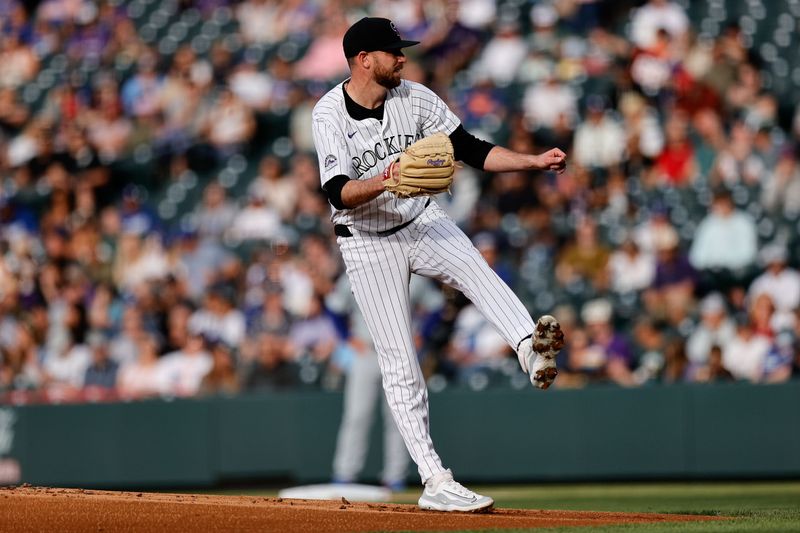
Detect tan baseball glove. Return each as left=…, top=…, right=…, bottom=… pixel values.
left=383, top=133, right=455, bottom=198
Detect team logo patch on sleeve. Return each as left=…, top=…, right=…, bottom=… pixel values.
left=324, top=154, right=337, bottom=170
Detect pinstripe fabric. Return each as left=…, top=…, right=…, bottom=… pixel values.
left=312, top=80, right=459, bottom=233
left=336, top=202, right=535, bottom=483
left=313, top=78, right=535, bottom=485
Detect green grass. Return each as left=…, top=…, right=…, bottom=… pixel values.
left=199, top=481, right=800, bottom=532
left=390, top=481, right=800, bottom=532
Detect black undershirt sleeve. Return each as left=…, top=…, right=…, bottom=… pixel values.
left=449, top=125, right=495, bottom=170
left=322, top=174, right=351, bottom=210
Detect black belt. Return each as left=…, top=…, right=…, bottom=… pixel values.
left=335, top=198, right=430, bottom=238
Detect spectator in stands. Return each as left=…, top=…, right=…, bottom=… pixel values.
left=249, top=285, right=291, bottom=337
left=193, top=181, right=238, bottom=241
left=722, top=318, right=770, bottom=382
left=42, top=306, right=91, bottom=395
left=555, top=216, right=611, bottom=292
left=298, top=234, right=337, bottom=296
left=618, top=91, right=664, bottom=162
left=701, top=38, right=736, bottom=103
left=633, top=206, right=676, bottom=254
left=574, top=298, right=636, bottom=386
left=37, top=0, right=91, bottom=25
left=748, top=244, right=800, bottom=328
left=86, top=283, right=120, bottom=333
left=472, top=19, right=527, bottom=86
left=83, top=331, right=118, bottom=390
left=655, top=112, right=697, bottom=187
left=711, top=120, right=764, bottom=187
left=293, top=8, right=349, bottom=82
left=236, top=0, right=316, bottom=46
left=760, top=147, right=800, bottom=216
left=236, top=0, right=286, bottom=45
left=107, top=17, right=148, bottom=73
left=199, top=341, right=240, bottom=396
left=629, top=0, right=688, bottom=51
left=0, top=34, right=39, bottom=89
left=749, top=293, right=777, bottom=339
left=689, top=188, right=758, bottom=291
left=121, top=53, right=163, bottom=118
left=6, top=120, right=44, bottom=169
left=117, top=333, right=162, bottom=399
left=158, top=47, right=199, bottom=156
left=457, top=0, right=496, bottom=30
left=157, top=332, right=212, bottom=397
left=418, top=0, right=482, bottom=88
left=248, top=155, right=298, bottom=221
left=573, top=96, right=626, bottom=171
left=725, top=63, right=761, bottom=118
left=109, top=305, right=147, bottom=367
left=751, top=121, right=781, bottom=170
left=661, top=339, right=690, bottom=384
left=447, top=301, right=512, bottom=380
left=630, top=28, right=677, bottom=98
left=630, top=317, right=666, bottom=384
left=1, top=1, right=28, bottom=41
left=119, top=185, right=160, bottom=236
left=607, top=237, right=655, bottom=295
left=686, top=293, right=736, bottom=368
left=244, top=332, right=297, bottom=390
left=690, top=108, right=726, bottom=177
left=287, top=86, right=316, bottom=152
left=227, top=191, right=283, bottom=243
left=0, top=322, right=43, bottom=392
left=0, top=87, right=29, bottom=135
left=373, top=0, right=428, bottom=41
left=174, top=229, right=233, bottom=301
left=229, top=60, right=273, bottom=113
left=693, top=344, right=735, bottom=383
left=203, top=89, right=256, bottom=160
left=113, top=232, right=172, bottom=291
left=558, top=324, right=593, bottom=388
left=288, top=294, right=339, bottom=365
left=188, top=284, right=246, bottom=349
left=762, top=330, right=794, bottom=384
left=528, top=2, right=560, bottom=53
left=522, top=71, right=578, bottom=140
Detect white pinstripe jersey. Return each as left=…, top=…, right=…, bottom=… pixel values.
left=312, top=79, right=460, bottom=233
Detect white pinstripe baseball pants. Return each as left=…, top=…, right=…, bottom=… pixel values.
left=337, top=201, right=535, bottom=484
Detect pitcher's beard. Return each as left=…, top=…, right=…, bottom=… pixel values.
left=375, top=65, right=402, bottom=89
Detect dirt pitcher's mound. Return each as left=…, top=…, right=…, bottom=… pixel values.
left=0, top=486, right=722, bottom=532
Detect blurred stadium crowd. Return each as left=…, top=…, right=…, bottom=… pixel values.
left=1, top=0, right=800, bottom=403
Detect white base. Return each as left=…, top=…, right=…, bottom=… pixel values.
left=278, top=483, right=392, bottom=502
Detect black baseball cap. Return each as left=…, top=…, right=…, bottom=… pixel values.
left=343, top=17, right=420, bottom=58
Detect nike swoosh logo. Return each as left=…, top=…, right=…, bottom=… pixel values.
left=347, top=131, right=357, bottom=138
left=441, top=489, right=477, bottom=503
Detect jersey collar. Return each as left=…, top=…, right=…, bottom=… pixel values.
left=342, top=81, right=385, bottom=122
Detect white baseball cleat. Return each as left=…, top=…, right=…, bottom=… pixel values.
left=418, top=470, right=493, bottom=512
left=518, top=315, right=565, bottom=390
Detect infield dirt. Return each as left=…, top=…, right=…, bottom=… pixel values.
left=1, top=486, right=723, bottom=532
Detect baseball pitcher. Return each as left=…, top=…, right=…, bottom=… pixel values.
left=312, top=17, right=566, bottom=512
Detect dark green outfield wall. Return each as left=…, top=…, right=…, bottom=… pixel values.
left=1, top=382, right=798, bottom=488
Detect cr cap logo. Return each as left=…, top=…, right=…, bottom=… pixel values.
left=324, top=154, right=337, bottom=170
left=390, top=22, right=400, bottom=37
left=427, top=158, right=445, bottom=167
